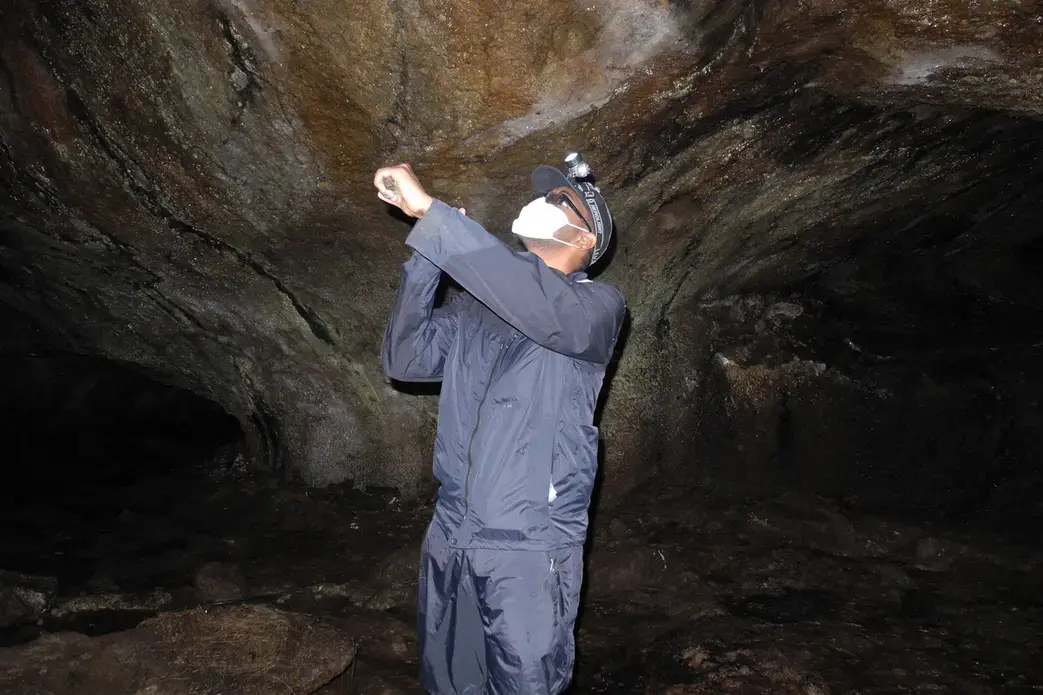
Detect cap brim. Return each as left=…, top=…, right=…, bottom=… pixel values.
left=531, top=165, right=573, bottom=197
left=532, top=165, right=597, bottom=227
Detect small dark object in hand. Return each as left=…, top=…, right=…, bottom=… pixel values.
left=380, top=175, right=401, bottom=204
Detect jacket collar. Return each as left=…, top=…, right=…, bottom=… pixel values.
left=520, top=251, right=589, bottom=283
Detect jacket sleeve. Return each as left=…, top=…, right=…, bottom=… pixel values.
left=381, top=251, right=460, bottom=382
left=405, top=199, right=626, bottom=364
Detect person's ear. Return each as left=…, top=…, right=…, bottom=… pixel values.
left=576, top=230, right=596, bottom=251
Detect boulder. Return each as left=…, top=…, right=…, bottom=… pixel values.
left=0, top=604, right=356, bottom=695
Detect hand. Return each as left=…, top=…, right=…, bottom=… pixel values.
left=374, top=163, right=434, bottom=218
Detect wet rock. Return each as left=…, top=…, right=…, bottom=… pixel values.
left=358, top=586, right=401, bottom=612
left=306, top=581, right=372, bottom=605
left=271, top=579, right=403, bottom=612
left=0, top=590, right=32, bottom=629
left=374, top=544, right=420, bottom=586
left=0, top=572, right=57, bottom=628
left=765, top=302, right=804, bottom=323
left=724, top=296, right=768, bottom=325
left=193, top=561, right=247, bottom=603
left=49, top=589, right=173, bottom=618
left=333, top=543, right=422, bottom=611
left=0, top=604, right=356, bottom=695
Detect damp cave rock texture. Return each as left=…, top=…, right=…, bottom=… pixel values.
left=1, top=0, right=1041, bottom=505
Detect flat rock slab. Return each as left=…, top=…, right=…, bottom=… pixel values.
left=0, top=604, right=356, bottom=695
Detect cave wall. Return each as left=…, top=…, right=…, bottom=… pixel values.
left=668, top=290, right=1043, bottom=529
left=1, top=0, right=1041, bottom=499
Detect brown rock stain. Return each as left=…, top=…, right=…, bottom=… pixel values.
left=266, top=0, right=395, bottom=195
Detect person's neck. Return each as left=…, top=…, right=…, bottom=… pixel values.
left=536, top=251, right=577, bottom=275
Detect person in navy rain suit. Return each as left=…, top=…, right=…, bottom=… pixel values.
left=377, top=153, right=626, bottom=695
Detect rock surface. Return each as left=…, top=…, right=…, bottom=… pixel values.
left=193, top=561, right=248, bottom=603
left=1, top=0, right=1041, bottom=497
left=0, top=571, right=56, bottom=628
left=2, top=462, right=1038, bottom=693
left=0, top=604, right=356, bottom=695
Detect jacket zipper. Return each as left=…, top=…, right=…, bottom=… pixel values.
left=464, top=339, right=512, bottom=511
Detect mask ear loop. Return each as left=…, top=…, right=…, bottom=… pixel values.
left=545, top=191, right=593, bottom=234
left=549, top=222, right=590, bottom=249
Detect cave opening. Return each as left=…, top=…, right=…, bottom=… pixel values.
left=0, top=348, right=244, bottom=637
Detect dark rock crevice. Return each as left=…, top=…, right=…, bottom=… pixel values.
left=214, top=9, right=263, bottom=121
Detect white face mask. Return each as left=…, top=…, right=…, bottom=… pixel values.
left=511, top=199, right=587, bottom=248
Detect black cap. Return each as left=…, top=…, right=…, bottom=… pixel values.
left=531, top=154, right=613, bottom=265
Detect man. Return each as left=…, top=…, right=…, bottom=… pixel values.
left=377, top=153, right=626, bottom=695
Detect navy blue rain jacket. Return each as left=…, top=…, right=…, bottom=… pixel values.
left=381, top=200, right=626, bottom=551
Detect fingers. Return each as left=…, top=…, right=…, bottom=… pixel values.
left=374, top=163, right=434, bottom=218
left=375, top=164, right=414, bottom=194
left=375, top=167, right=404, bottom=208
left=373, top=164, right=403, bottom=189
left=373, top=167, right=392, bottom=189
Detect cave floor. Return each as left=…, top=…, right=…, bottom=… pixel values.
left=1, top=457, right=1042, bottom=694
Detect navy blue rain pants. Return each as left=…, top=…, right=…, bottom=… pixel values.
left=417, top=522, right=584, bottom=695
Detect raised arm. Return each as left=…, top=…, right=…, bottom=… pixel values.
left=381, top=252, right=459, bottom=382
left=405, top=200, right=625, bottom=364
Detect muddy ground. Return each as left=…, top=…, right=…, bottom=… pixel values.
left=1, top=448, right=1041, bottom=694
